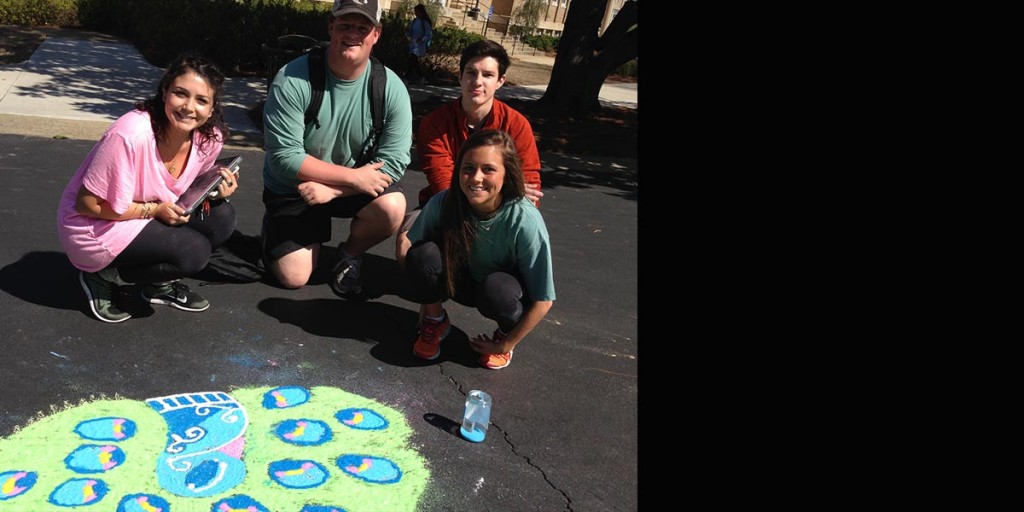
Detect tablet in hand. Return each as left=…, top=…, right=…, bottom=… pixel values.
left=176, top=156, right=242, bottom=216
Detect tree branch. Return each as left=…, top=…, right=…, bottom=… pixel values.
left=595, top=27, right=637, bottom=74
left=595, top=0, right=637, bottom=52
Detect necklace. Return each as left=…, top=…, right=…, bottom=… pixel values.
left=473, top=207, right=499, bottom=230
left=164, top=158, right=181, bottom=177
left=160, top=137, right=191, bottom=177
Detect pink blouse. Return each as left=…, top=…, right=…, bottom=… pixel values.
left=56, top=110, right=224, bottom=272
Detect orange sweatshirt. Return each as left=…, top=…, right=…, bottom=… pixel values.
left=416, top=98, right=542, bottom=207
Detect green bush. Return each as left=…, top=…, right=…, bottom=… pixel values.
left=0, top=0, right=78, bottom=26
left=423, top=25, right=483, bottom=75
left=1, top=0, right=483, bottom=79
left=72, top=0, right=331, bottom=74
left=612, top=59, right=637, bottom=79
left=376, top=11, right=482, bottom=80
left=75, top=0, right=128, bottom=35
left=520, top=34, right=558, bottom=53
left=186, top=0, right=331, bottom=76
left=374, top=9, right=413, bottom=71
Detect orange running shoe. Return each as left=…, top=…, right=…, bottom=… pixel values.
left=480, top=329, right=513, bottom=370
left=413, top=310, right=450, bottom=360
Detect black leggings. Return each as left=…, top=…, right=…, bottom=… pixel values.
left=111, top=200, right=236, bottom=283
left=406, top=240, right=524, bottom=332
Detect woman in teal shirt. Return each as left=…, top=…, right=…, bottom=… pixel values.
left=406, top=130, right=555, bottom=369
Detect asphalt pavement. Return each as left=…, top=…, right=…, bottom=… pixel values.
left=0, top=28, right=637, bottom=512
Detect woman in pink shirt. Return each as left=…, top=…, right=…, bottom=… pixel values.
left=56, top=54, right=240, bottom=323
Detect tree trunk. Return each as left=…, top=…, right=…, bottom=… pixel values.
left=539, top=0, right=637, bottom=114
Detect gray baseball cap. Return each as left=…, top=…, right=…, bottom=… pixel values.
left=333, top=0, right=382, bottom=26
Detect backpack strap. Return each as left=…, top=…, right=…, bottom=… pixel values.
left=305, top=45, right=326, bottom=129
left=356, top=55, right=388, bottom=166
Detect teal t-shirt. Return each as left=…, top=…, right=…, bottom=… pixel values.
left=262, top=54, right=413, bottom=194
left=409, top=191, right=556, bottom=302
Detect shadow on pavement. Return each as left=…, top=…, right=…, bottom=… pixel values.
left=256, top=297, right=481, bottom=369
left=0, top=250, right=163, bottom=320
left=0, top=251, right=82, bottom=311
left=424, top=412, right=463, bottom=439
left=542, top=152, right=638, bottom=201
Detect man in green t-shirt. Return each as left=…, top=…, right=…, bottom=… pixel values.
left=262, top=0, right=412, bottom=297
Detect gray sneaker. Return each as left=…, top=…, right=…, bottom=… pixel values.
left=329, top=252, right=363, bottom=297
left=141, top=281, right=210, bottom=312
left=79, top=270, right=131, bottom=323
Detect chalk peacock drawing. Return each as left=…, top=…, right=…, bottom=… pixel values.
left=0, top=386, right=429, bottom=512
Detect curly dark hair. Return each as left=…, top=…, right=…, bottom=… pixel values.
left=440, top=129, right=525, bottom=296
left=134, top=54, right=228, bottom=153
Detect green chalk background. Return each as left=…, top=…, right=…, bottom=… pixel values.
left=0, top=386, right=429, bottom=512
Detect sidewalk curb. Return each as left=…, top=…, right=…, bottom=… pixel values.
left=0, top=113, right=264, bottom=149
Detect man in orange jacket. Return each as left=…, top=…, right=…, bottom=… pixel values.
left=396, top=40, right=543, bottom=265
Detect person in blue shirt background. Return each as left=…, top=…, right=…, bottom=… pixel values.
left=405, top=3, right=433, bottom=85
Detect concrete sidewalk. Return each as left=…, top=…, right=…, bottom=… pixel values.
left=508, top=52, right=638, bottom=109
left=0, top=29, right=266, bottom=145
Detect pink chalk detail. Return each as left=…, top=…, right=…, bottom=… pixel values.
left=218, top=436, right=246, bottom=459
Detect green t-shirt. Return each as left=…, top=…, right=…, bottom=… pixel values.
left=409, top=191, right=556, bottom=302
left=262, top=55, right=413, bottom=194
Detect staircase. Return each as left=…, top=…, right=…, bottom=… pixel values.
left=439, top=14, right=543, bottom=58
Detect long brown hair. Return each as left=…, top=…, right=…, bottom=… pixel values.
left=414, top=3, right=433, bottom=26
left=134, top=54, right=228, bottom=154
left=441, top=130, right=526, bottom=296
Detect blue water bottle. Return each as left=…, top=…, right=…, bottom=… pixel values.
left=460, top=390, right=492, bottom=442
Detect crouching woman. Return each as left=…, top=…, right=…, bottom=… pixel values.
left=56, top=54, right=239, bottom=323
left=406, top=129, right=555, bottom=369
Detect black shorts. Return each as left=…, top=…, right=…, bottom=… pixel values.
left=262, top=182, right=403, bottom=261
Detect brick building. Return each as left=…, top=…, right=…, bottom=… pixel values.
left=381, top=0, right=627, bottom=38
